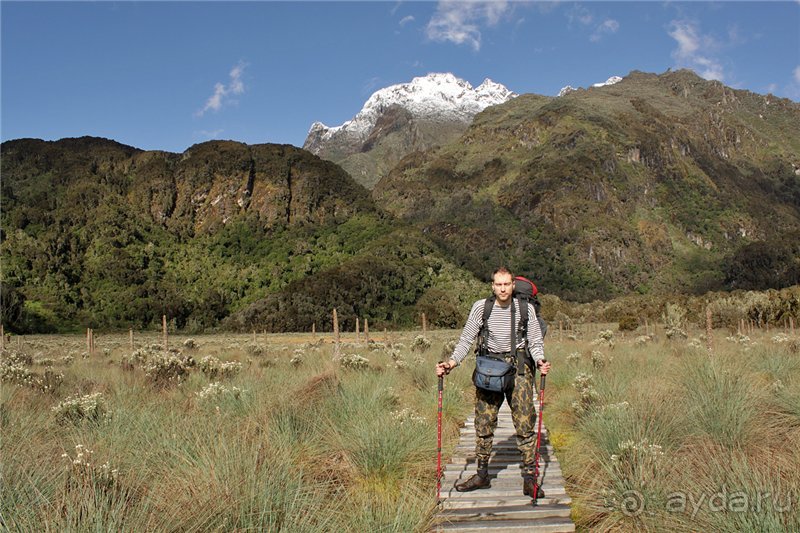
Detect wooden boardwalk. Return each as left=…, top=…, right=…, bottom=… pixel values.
left=433, top=401, right=575, bottom=532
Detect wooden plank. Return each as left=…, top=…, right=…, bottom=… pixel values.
left=433, top=396, right=574, bottom=533
left=441, top=503, right=571, bottom=521
left=436, top=517, right=575, bottom=532
left=447, top=456, right=560, bottom=466
left=444, top=463, right=562, bottom=474
left=442, top=496, right=572, bottom=509
left=453, top=445, right=557, bottom=454
left=443, top=469, right=563, bottom=480
left=442, top=487, right=568, bottom=499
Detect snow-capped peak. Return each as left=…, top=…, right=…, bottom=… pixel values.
left=592, top=76, right=623, bottom=88
left=558, top=75, right=623, bottom=97
left=558, top=85, right=578, bottom=97
left=306, top=73, right=516, bottom=149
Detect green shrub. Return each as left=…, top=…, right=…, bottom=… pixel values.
left=52, top=392, right=110, bottom=425
left=572, top=373, right=599, bottom=416
left=663, top=303, right=688, bottom=339
left=410, top=335, right=431, bottom=353
left=618, top=314, right=639, bottom=331
left=339, top=353, right=370, bottom=370
left=143, top=352, right=195, bottom=387
left=198, top=356, right=242, bottom=380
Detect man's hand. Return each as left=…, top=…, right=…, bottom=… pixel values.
left=436, top=360, right=456, bottom=377
left=538, top=360, right=551, bottom=375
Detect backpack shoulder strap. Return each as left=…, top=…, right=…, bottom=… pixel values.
left=516, top=297, right=535, bottom=375
left=482, top=296, right=495, bottom=324
left=477, top=296, right=495, bottom=355
left=518, top=297, right=529, bottom=331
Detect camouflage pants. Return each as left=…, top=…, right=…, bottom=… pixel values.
left=473, top=351, right=537, bottom=475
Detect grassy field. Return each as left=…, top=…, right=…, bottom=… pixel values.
left=2, top=323, right=799, bottom=531
left=545, top=325, right=800, bottom=531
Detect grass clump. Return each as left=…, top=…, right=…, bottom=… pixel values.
left=142, top=351, right=195, bottom=387
left=1, top=331, right=469, bottom=531
left=197, top=355, right=242, bottom=379
left=546, top=322, right=800, bottom=531
left=52, top=392, right=110, bottom=425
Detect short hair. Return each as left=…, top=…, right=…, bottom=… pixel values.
left=492, top=267, right=514, bottom=281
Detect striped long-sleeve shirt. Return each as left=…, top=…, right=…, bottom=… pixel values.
left=450, top=298, right=545, bottom=367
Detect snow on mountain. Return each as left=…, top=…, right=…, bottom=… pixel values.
left=592, top=76, right=623, bottom=88
left=306, top=73, right=516, bottom=152
left=558, top=85, right=578, bottom=97
left=558, top=75, right=622, bottom=97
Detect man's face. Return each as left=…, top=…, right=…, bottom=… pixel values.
left=492, top=273, right=514, bottom=304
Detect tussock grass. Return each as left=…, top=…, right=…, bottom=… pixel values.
left=546, top=325, right=800, bottom=531
left=1, top=331, right=470, bottom=531
left=9, top=324, right=797, bottom=530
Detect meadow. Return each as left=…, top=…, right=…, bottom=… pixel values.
left=2, top=320, right=799, bottom=532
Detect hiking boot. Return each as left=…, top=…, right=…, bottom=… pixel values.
left=454, top=473, right=490, bottom=492
left=523, top=476, right=545, bottom=499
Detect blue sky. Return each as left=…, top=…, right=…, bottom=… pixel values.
left=2, top=1, right=799, bottom=153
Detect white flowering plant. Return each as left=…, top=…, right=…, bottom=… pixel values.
left=198, top=356, right=242, bottom=379
left=339, top=353, right=370, bottom=370
left=52, top=392, right=110, bottom=425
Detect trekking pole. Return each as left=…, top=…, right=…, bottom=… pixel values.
left=532, top=360, right=547, bottom=504
left=436, top=369, right=444, bottom=503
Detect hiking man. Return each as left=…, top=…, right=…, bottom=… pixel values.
left=435, top=267, right=551, bottom=496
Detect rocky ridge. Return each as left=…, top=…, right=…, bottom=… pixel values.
left=303, top=73, right=516, bottom=189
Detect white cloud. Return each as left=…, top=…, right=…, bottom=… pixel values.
left=567, top=5, right=593, bottom=26
left=668, top=20, right=725, bottom=81
left=196, top=61, right=247, bottom=117
left=228, top=63, right=245, bottom=95
left=425, top=0, right=512, bottom=51
left=794, top=66, right=800, bottom=84
left=399, top=15, right=415, bottom=27
left=391, top=1, right=403, bottom=17
left=590, top=18, right=619, bottom=42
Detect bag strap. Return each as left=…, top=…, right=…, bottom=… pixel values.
left=480, top=296, right=528, bottom=376
left=478, top=296, right=495, bottom=355
left=512, top=300, right=522, bottom=375
left=517, top=298, right=533, bottom=375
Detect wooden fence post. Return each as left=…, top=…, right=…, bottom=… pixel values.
left=162, top=315, right=168, bottom=351
left=312, top=322, right=316, bottom=339
left=0, top=324, right=4, bottom=351
left=364, top=318, right=370, bottom=344
left=87, top=328, right=91, bottom=356
left=422, top=313, right=427, bottom=334
left=333, top=308, right=340, bottom=358
left=129, top=328, right=134, bottom=351
left=356, top=318, right=360, bottom=340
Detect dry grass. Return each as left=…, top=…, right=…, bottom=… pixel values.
left=1, top=329, right=472, bottom=531
left=545, top=324, right=800, bottom=532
